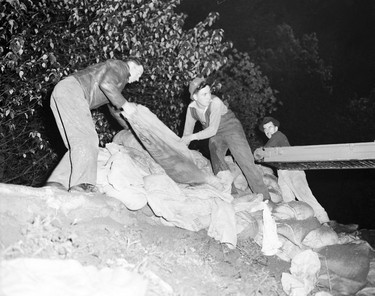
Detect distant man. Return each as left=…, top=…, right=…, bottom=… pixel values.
left=256, top=116, right=330, bottom=223
left=46, top=59, right=144, bottom=193
left=181, top=77, right=271, bottom=200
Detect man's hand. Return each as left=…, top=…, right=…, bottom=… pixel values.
left=254, top=147, right=265, bottom=161
left=108, top=105, right=130, bottom=129
left=121, top=101, right=137, bottom=118
left=180, top=134, right=196, bottom=146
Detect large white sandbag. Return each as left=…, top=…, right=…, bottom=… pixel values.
left=1, top=258, right=148, bottom=296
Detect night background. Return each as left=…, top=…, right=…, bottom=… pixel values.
left=178, top=0, right=375, bottom=229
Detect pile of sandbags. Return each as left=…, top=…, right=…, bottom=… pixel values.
left=103, top=102, right=373, bottom=295
left=231, top=194, right=374, bottom=296
left=268, top=200, right=373, bottom=296
left=96, top=135, right=239, bottom=248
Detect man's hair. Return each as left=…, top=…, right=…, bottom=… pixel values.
left=189, top=77, right=209, bottom=99
left=259, top=116, right=280, bottom=132
left=126, top=57, right=142, bottom=66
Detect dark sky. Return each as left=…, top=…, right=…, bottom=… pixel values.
left=179, top=0, right=375, bottom=109
left=178, top=0, right=375, bottom=229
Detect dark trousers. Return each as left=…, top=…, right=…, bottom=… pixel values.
left=208, top=111, right=270, bottom=199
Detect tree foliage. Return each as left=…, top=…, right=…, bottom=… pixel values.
left=339, top=88, right=375, bottom=143
left=0, top=0, right=277, bottom=185
left=248, top=24, right=334, bottom=144
left=211, top=49, right=278, bottom=148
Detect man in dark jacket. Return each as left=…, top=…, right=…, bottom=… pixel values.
left=256, top=117, right=330, bottom=223
left=47, top=59, right=144, bottom=193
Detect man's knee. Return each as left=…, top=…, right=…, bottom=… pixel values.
left=71, top=137, right=99, bottom=156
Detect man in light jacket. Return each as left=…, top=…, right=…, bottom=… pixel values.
left=47, top=59, right=144, bottom=193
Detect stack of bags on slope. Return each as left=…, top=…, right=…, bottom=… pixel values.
left=96, top=128, right=279, bottom=250
left=95, top=102, right=282, bottom=250
left=96, top=129, right=234, bottom=248
left=97, top=101, right=373, bottom=296
left=249, top=194, right=374, bottom=296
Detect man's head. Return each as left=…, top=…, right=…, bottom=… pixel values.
left=127, top=60, right=144, bottom=83
left=189, top=77, right=212, bottom=107
left=260, top=117, right=280, bottom=139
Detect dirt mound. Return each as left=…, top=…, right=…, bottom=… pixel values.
left=0, top=183, right=290, bottom=295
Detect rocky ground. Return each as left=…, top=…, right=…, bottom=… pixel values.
left=0, top=183, right=373, bottom=296
left=0, top=183, right=292, bottom=296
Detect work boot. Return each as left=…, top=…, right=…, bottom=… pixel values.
left=69, top=183, right=99, bottom=194
left=44, top=182, right=67, bottom=191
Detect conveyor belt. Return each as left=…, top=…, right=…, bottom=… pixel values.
left=254, top=142, right=375, bottom=170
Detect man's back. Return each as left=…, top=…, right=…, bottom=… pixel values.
left=72, top=59, right=130, bottom=109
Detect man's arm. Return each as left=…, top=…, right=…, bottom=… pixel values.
left=181, top=107, right=197, bottom=145
left=193, top=97, right=222, bottom=140
left=182, top=98, right=222, bottom=145
left=182, top=107, right=197, bottom=137
left=107, top=104, right=130, bottom=129
left=99, top=60, right=130, bottom=109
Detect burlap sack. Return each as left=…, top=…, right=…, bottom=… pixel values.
left=121, top=103, right=223, bottom=190
left=277, top=217, right=321, bottom=247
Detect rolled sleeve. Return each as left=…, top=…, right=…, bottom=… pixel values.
left=194, top=98, right=222, bottom=140
left=183, top=107, right=197, bottom=136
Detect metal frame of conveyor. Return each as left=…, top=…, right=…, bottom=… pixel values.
left=255, top=142, right=375, bottom=170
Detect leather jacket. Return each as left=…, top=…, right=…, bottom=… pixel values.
left=72, top=59, right=130, bottom=109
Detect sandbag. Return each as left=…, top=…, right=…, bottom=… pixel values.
left=276, top=235, right=306, bottom=262
left=121, top=102, right=222, bottom=190
left=273, top=201, right=315, bottom=221
left=106, top=144, right=146, bottom=188
left=235, top=211, right=259, bottom=240
left=1, top=258, right=148, bottom=296
left=207, top=198, right=237, bottom=249
left=143, top=174, right=237, bottom=247
left=318, top=272, right=367, bottom=296
left=268, top=187, right=283, bottom=204
left=102, top=185, right=148, bottom=211
left=277, top=217, right=321, bottom=247
left=257, top=165, right=283, bottom=203
left=97, top=143, right=148, bottom=210
left=368, top=258, right=375, bottom=286
left=318, top=242, right=370, bottom=282
left=302, top=224, right=339, bottom=250
left=113, top=128, right=145, bottom=151
left=356, top=287, right=375, bottom=296
left=257, top=164, right=275, bottom=176
left=192, top=150, right=213, bottom=175
left=112, top=130, right=166, bottom=175
left=281, top=250, right=321, bottom=296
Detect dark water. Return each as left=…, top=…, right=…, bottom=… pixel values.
left=307, top=169, right=375, bottom=229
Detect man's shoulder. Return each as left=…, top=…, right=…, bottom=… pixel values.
left=275, top=130, right=288, bottom=138
left=210, top=95, right=224, bottom=108
left=211, top=95, right=222, bottom=103
left=273, top=131, right=290, bottom=145
left=265, top=130, right=290, bottom=147
left=105, top=59, right=126, bottom=65
left=74, top=59, right=127, bottom=75
left=104, top=59, right=129, bottom=71
left=187, top=100, right=196, bottom=109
